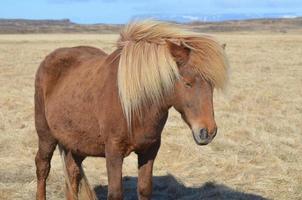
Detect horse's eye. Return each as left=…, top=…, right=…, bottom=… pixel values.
left=185, top=82, right=192, bottom=88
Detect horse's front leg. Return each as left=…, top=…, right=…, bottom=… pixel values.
left=137, top=141, right=160, bottom=200
left=106, top=144, right=124, bottom=200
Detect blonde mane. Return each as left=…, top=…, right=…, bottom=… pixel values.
left=117, top=20, right=229, bottom=126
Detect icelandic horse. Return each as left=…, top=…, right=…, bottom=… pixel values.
left=34, top=20, right=229, bottom=200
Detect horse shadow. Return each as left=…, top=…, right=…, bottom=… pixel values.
left=94, top=174, right=269, bottom=200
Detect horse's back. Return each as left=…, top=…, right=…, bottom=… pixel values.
left=36, top=46, right=107, bottom=93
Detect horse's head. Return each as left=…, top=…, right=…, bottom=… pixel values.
left=173, top=67, right=217, bottom=145
left=117, top=21, right=228, bottom=138
left=167, top=38, right=228, bottom=145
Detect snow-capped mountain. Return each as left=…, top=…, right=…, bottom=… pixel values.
left=133, top=13, right=300, bottom=23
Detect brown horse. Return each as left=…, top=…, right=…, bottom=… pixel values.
left=34, top=20, right=229, bottom=200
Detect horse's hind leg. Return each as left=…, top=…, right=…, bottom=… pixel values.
left=35, top=129, right=57, bottom=200
left=35, top=83, right=57, bottom=200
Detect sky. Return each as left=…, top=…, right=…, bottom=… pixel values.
left=0, top=0, right=302, bottom=24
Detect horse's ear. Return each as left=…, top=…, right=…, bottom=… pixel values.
left=166, top=40, right=190, bottom=66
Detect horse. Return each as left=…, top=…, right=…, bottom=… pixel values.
left=34, top=20, right=229, bottom=200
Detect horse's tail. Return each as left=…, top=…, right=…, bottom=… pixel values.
left=58, top=144, right=97, bottom=200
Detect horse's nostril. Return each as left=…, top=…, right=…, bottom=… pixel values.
left=199, top=128, right=208, bottom=140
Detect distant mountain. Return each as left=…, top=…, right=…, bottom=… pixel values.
left=0, top=18, right=121, bottom=34
left=0, top=18, right=74, bottom=25
left=134, top=13, right=301, bottom=23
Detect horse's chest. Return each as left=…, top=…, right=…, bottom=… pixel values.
left=130, top=113, right=168, bottom=153
left=131, top=130, right=160, bottom=152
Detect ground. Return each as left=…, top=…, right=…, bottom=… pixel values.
left=0, top=33, right=301, bottom=200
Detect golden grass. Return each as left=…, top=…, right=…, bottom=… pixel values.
left=0, top=33, right=301, bottom=200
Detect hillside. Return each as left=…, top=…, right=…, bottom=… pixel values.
left=0, top=17, right=302, bottom=34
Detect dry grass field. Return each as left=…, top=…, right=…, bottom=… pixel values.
left=0, top=32, right=301, bottom=200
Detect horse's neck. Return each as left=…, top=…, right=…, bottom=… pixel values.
left=130, top=101, right=171, bottom=138
left=98, top=49, right=172, bottom=134
left=93, top=50, right=123, bottom=122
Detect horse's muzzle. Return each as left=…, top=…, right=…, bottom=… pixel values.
left=192, top=127, right=217, bottom=145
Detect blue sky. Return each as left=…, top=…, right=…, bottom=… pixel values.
left=0, top=0, right=301, bottom=24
